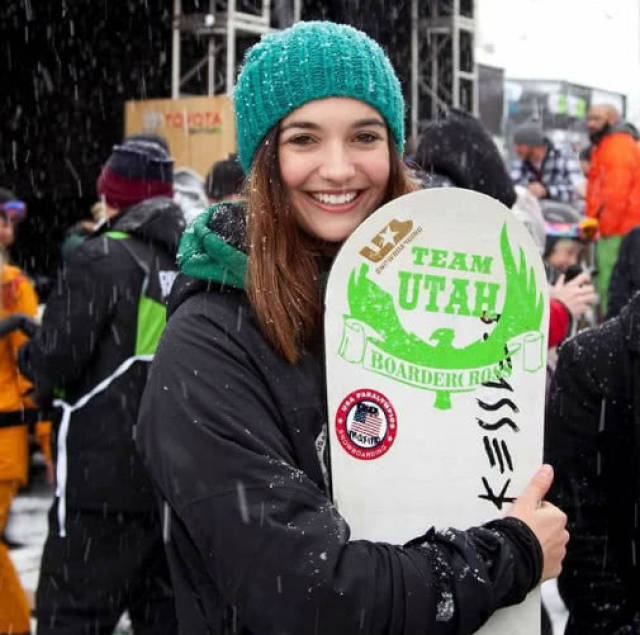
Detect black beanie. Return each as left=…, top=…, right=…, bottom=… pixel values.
left=205, top=155, right=244, bottom=200
left=96, top=136, right=173, bottom=209
left=415, top=109, right=517, bottom=209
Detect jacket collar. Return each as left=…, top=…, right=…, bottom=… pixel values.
left=99, top=196, right=186, bottom=254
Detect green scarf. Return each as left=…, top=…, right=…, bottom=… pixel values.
left=177, top=203, right=247, bottom=290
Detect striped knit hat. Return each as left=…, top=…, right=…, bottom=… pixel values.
left=233, top=21, right=405, bottom=173
left=97, top=136, right=173, bottom=209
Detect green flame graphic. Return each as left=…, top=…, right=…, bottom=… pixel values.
left=347, top=223, right=544, bottom=370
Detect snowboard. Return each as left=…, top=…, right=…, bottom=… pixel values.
left=325, top=187, right=549, bottom=635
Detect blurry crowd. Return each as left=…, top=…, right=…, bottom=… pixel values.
left=409, top=103, right=640, bottom=634
left=0, top=140, right=245, bottom=633
left=1, top=100, right=639, bottom=634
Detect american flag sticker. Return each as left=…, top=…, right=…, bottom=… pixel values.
left=351, top=404, right=384, bottom=438
left=335, top=389, right=397, bottom=461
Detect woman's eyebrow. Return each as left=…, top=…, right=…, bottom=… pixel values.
left=280, top=118, right=386, bottom=132
left=352, top=118, right=386, bottom=128
left=280, top=121, right=320, bottom=132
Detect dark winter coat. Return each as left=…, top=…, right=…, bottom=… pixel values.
left=606, top=226, right=640, bottom=319
left=136, top=202, right=543, bottom=635
left=18, top=196, right=185, bottom=512
left=545, top=292, right=640, bottom=633
left=414, top=109, right=517, bottom=209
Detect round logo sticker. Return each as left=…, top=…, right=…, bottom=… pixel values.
left=335, top=389, right=397, bottom=460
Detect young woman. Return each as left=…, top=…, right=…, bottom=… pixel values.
left=137, top=21, right=568, bottom=634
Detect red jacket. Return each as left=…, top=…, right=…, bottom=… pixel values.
left=548, top=299, right=570, bottom=349
left=586, top=129, right=640, bottom=237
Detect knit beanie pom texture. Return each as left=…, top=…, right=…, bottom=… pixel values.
left=234, top=21, right=405, bottom=173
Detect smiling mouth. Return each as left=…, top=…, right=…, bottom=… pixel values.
left=310, top=191, right=360, bottom=206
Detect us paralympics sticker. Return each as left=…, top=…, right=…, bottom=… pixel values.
left=335, top=389, right=397, bottom=460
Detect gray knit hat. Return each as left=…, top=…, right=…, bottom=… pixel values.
left=233, top=21, right=405, bottom=173
left=513, top=123, right=545, bottom=147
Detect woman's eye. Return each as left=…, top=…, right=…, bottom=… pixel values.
left=287, top=134, right=315, bottom=146
left=354, top=132, right=381, bottom=143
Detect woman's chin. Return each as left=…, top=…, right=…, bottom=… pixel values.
left=303, top=219, right=364, bottom=244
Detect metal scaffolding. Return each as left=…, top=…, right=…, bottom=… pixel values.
left=171, top=0, right=476, bottom=138
left=171, top=0, right=301, bottom=98
left=415, top=0, right=478, bottom=136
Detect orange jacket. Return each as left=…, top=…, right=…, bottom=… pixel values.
left=0, top=265, right=51, bottom=484
left=586, top=130, right=640, bottom=237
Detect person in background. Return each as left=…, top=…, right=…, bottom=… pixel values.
left=414, top=110, right=594, bottom=353
left=540, top=206, right=597, bottom=348
left=570, top=146, right=591, bottom=212
left=578, top=146, right=591, bottom=179
left=415, top=108, right=519, bottom=205
left=18, top=136, right=182, bottom=634
left=61, top=133, right=172, bottom=262
left=173, top=166, right=209, bottom=225
left=510, top=123, right=582, bottom=206
left=605, top=224, right=640, bottom=319
left=205, top=153, right=244, bottom=203
left=0, top=188, right=27, bottom=251
left=60, top=198, right=121, bottom=261
left=0, top=244, right=52, bottom=634
left=585, top=103, right=640, bottom=315
left=575, top=146, right=591, bottom=204
left=546, top=291, right=640, bottom=633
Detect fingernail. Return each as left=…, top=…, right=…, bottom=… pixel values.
left=538, top=464, right=553, bottom=478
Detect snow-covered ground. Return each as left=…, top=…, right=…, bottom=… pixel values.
left=7, top=475, right=568, bottom=634
left=543, top=579, right=569, bottom=634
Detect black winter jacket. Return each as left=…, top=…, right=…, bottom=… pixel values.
left=19, top=196, right=185, bottom=512
left=137, top=203, right=543, bottom=635
left=607, top=226, right=640, bottom=319
left=546, top=292, right=640, bottom=633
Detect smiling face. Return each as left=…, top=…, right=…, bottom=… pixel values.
left=547, top=239, right=581, bottom=272
left=278, top=97, right=391, bottom=243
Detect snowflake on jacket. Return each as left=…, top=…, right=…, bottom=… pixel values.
left=510, top=140, right=582, bottom=204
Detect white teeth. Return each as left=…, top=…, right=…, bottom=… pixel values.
left=311, top=191, right=358, bottom=205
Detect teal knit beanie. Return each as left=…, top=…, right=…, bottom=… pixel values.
left=234, top=21, right=405, bottom=173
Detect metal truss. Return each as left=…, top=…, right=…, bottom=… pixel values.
left=171, top=0, right=476, bottom=141
left=412, top=0, right=478, bottom=138
left=171, top=0, right=301, bottom=98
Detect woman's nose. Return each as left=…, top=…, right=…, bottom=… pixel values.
left=317, top=142, right=356, bottom=183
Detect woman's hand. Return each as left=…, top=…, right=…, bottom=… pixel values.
left=507, top=465, right=569, bottom=582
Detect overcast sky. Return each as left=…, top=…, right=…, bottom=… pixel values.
left=476, top=0, right=640, bottom=124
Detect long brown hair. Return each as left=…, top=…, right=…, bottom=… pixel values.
left=245, top=127, right=417, bottom=363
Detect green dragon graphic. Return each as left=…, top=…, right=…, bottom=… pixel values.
left=345, top=224, right=544, bottom=408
